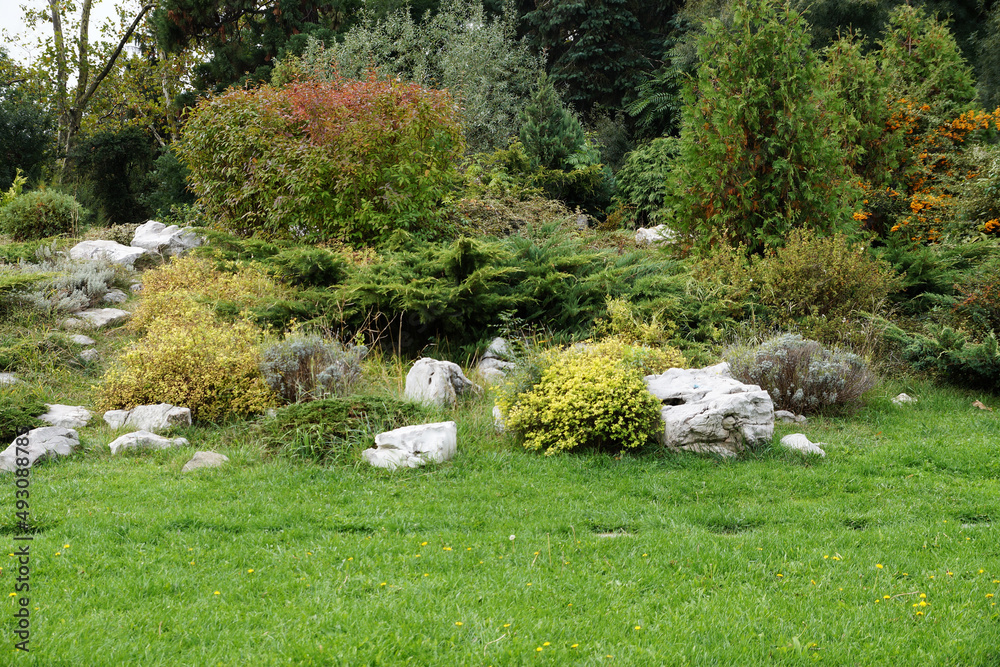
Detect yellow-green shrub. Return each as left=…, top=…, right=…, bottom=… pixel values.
left=499, top=349, right=662, bottom=456
left=96, top=303, right=277, bottom=421
left=583, top=337, right=685, bottom=376
left=131, top=255, right=285, bottom=330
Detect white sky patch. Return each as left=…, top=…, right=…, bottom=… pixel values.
left=1, top=0, right=122, bottom=66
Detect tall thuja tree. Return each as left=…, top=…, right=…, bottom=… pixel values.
left=670, top=0, right=857, bottom=255
left=518, top=73, right=586, bottom=170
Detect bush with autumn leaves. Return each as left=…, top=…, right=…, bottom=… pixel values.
left=176, top=72, right=463, bottom=246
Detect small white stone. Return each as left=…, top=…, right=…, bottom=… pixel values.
left=69, top=334, right=96, bottom=345
left=0, top=373, right=19, bottom=385
left=0, top=427, right=79, bottom=471
left=103, top=289, right=128, bottom=304
left=780, top=433, right=826, bottom=457
left=892, top=392, right=917, bottom=405
left=79, top=348, right=100, bottom=363
left=181, top=451, right=229, bottom=472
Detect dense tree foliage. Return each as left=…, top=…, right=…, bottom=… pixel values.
left=670, top=0, right=857, bottom=254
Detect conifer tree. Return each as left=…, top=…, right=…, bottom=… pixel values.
left=670, top=0, right=857, bottom=255
left=518, top=74, right=586, bottom=170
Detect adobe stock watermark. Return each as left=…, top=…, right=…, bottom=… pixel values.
left=12, top=426, right=32, bottom=652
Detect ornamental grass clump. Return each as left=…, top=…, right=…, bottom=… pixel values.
left=498, top=347, right=663, bottom=456
left=725, top=333, right=876, bottom=414
left=259, top=333, right=367, bottom=403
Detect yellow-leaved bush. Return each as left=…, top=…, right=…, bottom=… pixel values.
left=95, top=302, right=277, bottom=421
left=498, top=346, right=665, bottom=456
left=95, top=255, right=283, bottom=421
left=129, top=255, right=286, bottom=331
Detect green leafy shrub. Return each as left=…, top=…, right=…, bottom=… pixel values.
left=0, top=384, right=45, bottom=442
left=519, top=73, right=586, bottom=171
left=259, top=333, right=367, bottom=403
left=71, top=125, right=154, bottom=225
left=0, top=190, right=83, bottom=241
left=700, top=230, right=902, bottom=350
left=498, top=347, right=663, bottom=455
left=611, top=137, right=678, bottom=228
left=256, top=396, right=433, bottom=464
left=177, top=74, right=464, bottom=246
left=96, top=303, right=277, bottom=421
left=725, top=334, right=876, bottom=414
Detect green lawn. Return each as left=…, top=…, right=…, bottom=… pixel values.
left=3, top=381, right=1000, bottom=665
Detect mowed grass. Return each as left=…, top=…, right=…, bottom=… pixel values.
left=2, top=381, right=1000, bottom=666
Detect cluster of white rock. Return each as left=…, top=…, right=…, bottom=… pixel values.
left=0, top=403, right=227, bottom=473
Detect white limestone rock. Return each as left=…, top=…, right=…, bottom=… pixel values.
left=69, top=334, right=96, bottom=345
left=102, top=289, right=128, bottom=304
left=62, top=308, right=131, bottom=329
left=892, top=392, right=917, bottom=405
left=485, top=337, right=511, bottom=360
left=644, top=366, right=774, bottom=457
left=103, top=403, right=192, bottom=432
left=780, top=433, right=826, bottom=457
left=0, top=373, right=19, bottom=385
left=0, top=427, right=79, bottom=472
left=775, top=410, right=807, bottom=424
left=364, top=421, right=457, bottom=470
left=131, top=220, right=202, bottom=257
left=404, top=358, right=479, bottom=408
left=69, top=240, right=150, bottom=268
left=477, top=337, right=515, bottom=384
left=109, top=430, right=189, bottom=455
left=181, top=451, right=229, bottom=472
left=79, top=348, right=100, bottom=363
left=493, top=405, right=505, bottom=434
left=635, top=225, right=676, bottom=245
left=39, top=404, right=93, bottom=429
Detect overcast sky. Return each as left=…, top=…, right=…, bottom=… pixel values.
left=1, top=0, right=120, bottom=66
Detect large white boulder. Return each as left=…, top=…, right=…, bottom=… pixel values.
left=108, top=430, right=189, bottom=455
left=103, top=403, right=192, bottom=432
left=39, top=404, right=93, bottom=429
left=404, top=358, right=479, bottom=408
left=131, top=220, right=202, bottom=257
left=69, top=240, right=150, bottom=268
left=364, top=421, right=457, bottom=470
left=62, top=308, right=131, bottom=329
left=0, top=427, right=79, bottom=471
left=645, top=366, right=774, bottom=457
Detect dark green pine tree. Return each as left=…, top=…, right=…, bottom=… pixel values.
left=518, top=74, right=586, bottom=170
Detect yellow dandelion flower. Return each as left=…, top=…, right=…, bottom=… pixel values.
left=247, top=569, right=254, bottom=573
left=987, top=594, right=995, bottom=599
left=455, top=622, right=463, bottom=626
left=920, top=593, right=926, bottom=598
left=543, top=642, right=550, bottom=646
left=571, top=644, right=579, bottom=648
left=213, top=591, right=220, bottom=595
left=536, top=647, right=543, bottom=652
left=876, top=564, right=883, bottom=569
left=421, top=542, right=428, bottom=546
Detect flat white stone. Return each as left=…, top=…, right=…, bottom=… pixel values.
left=181, top=450, right=229, bottom=472
left=364, top=421, right=457, bottom=470
left=0, top=427, right=79, bottom=471
left=780, top=433, right=826, bottom=457
left=892, top=392, right=917, bottom=405
left=109, top=430, right=189, bottom=455
left=493, top=405, right=505, bottom=433
left=69, top=240, right=150, bottom=268
left=79, top=349, right=100, bottom=362
left=39, top=404, right=93, bottom=429
left=404, top=358, right=478, bottom=408
left=63, top=308, right=131, bottom=329
left=103, top=403, right=192, bottom=432
left=131, top=220, right=202, bottom=256
left=0, top=373, right=19, bottom=385
left=69, top=334, right=96, bottom=345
